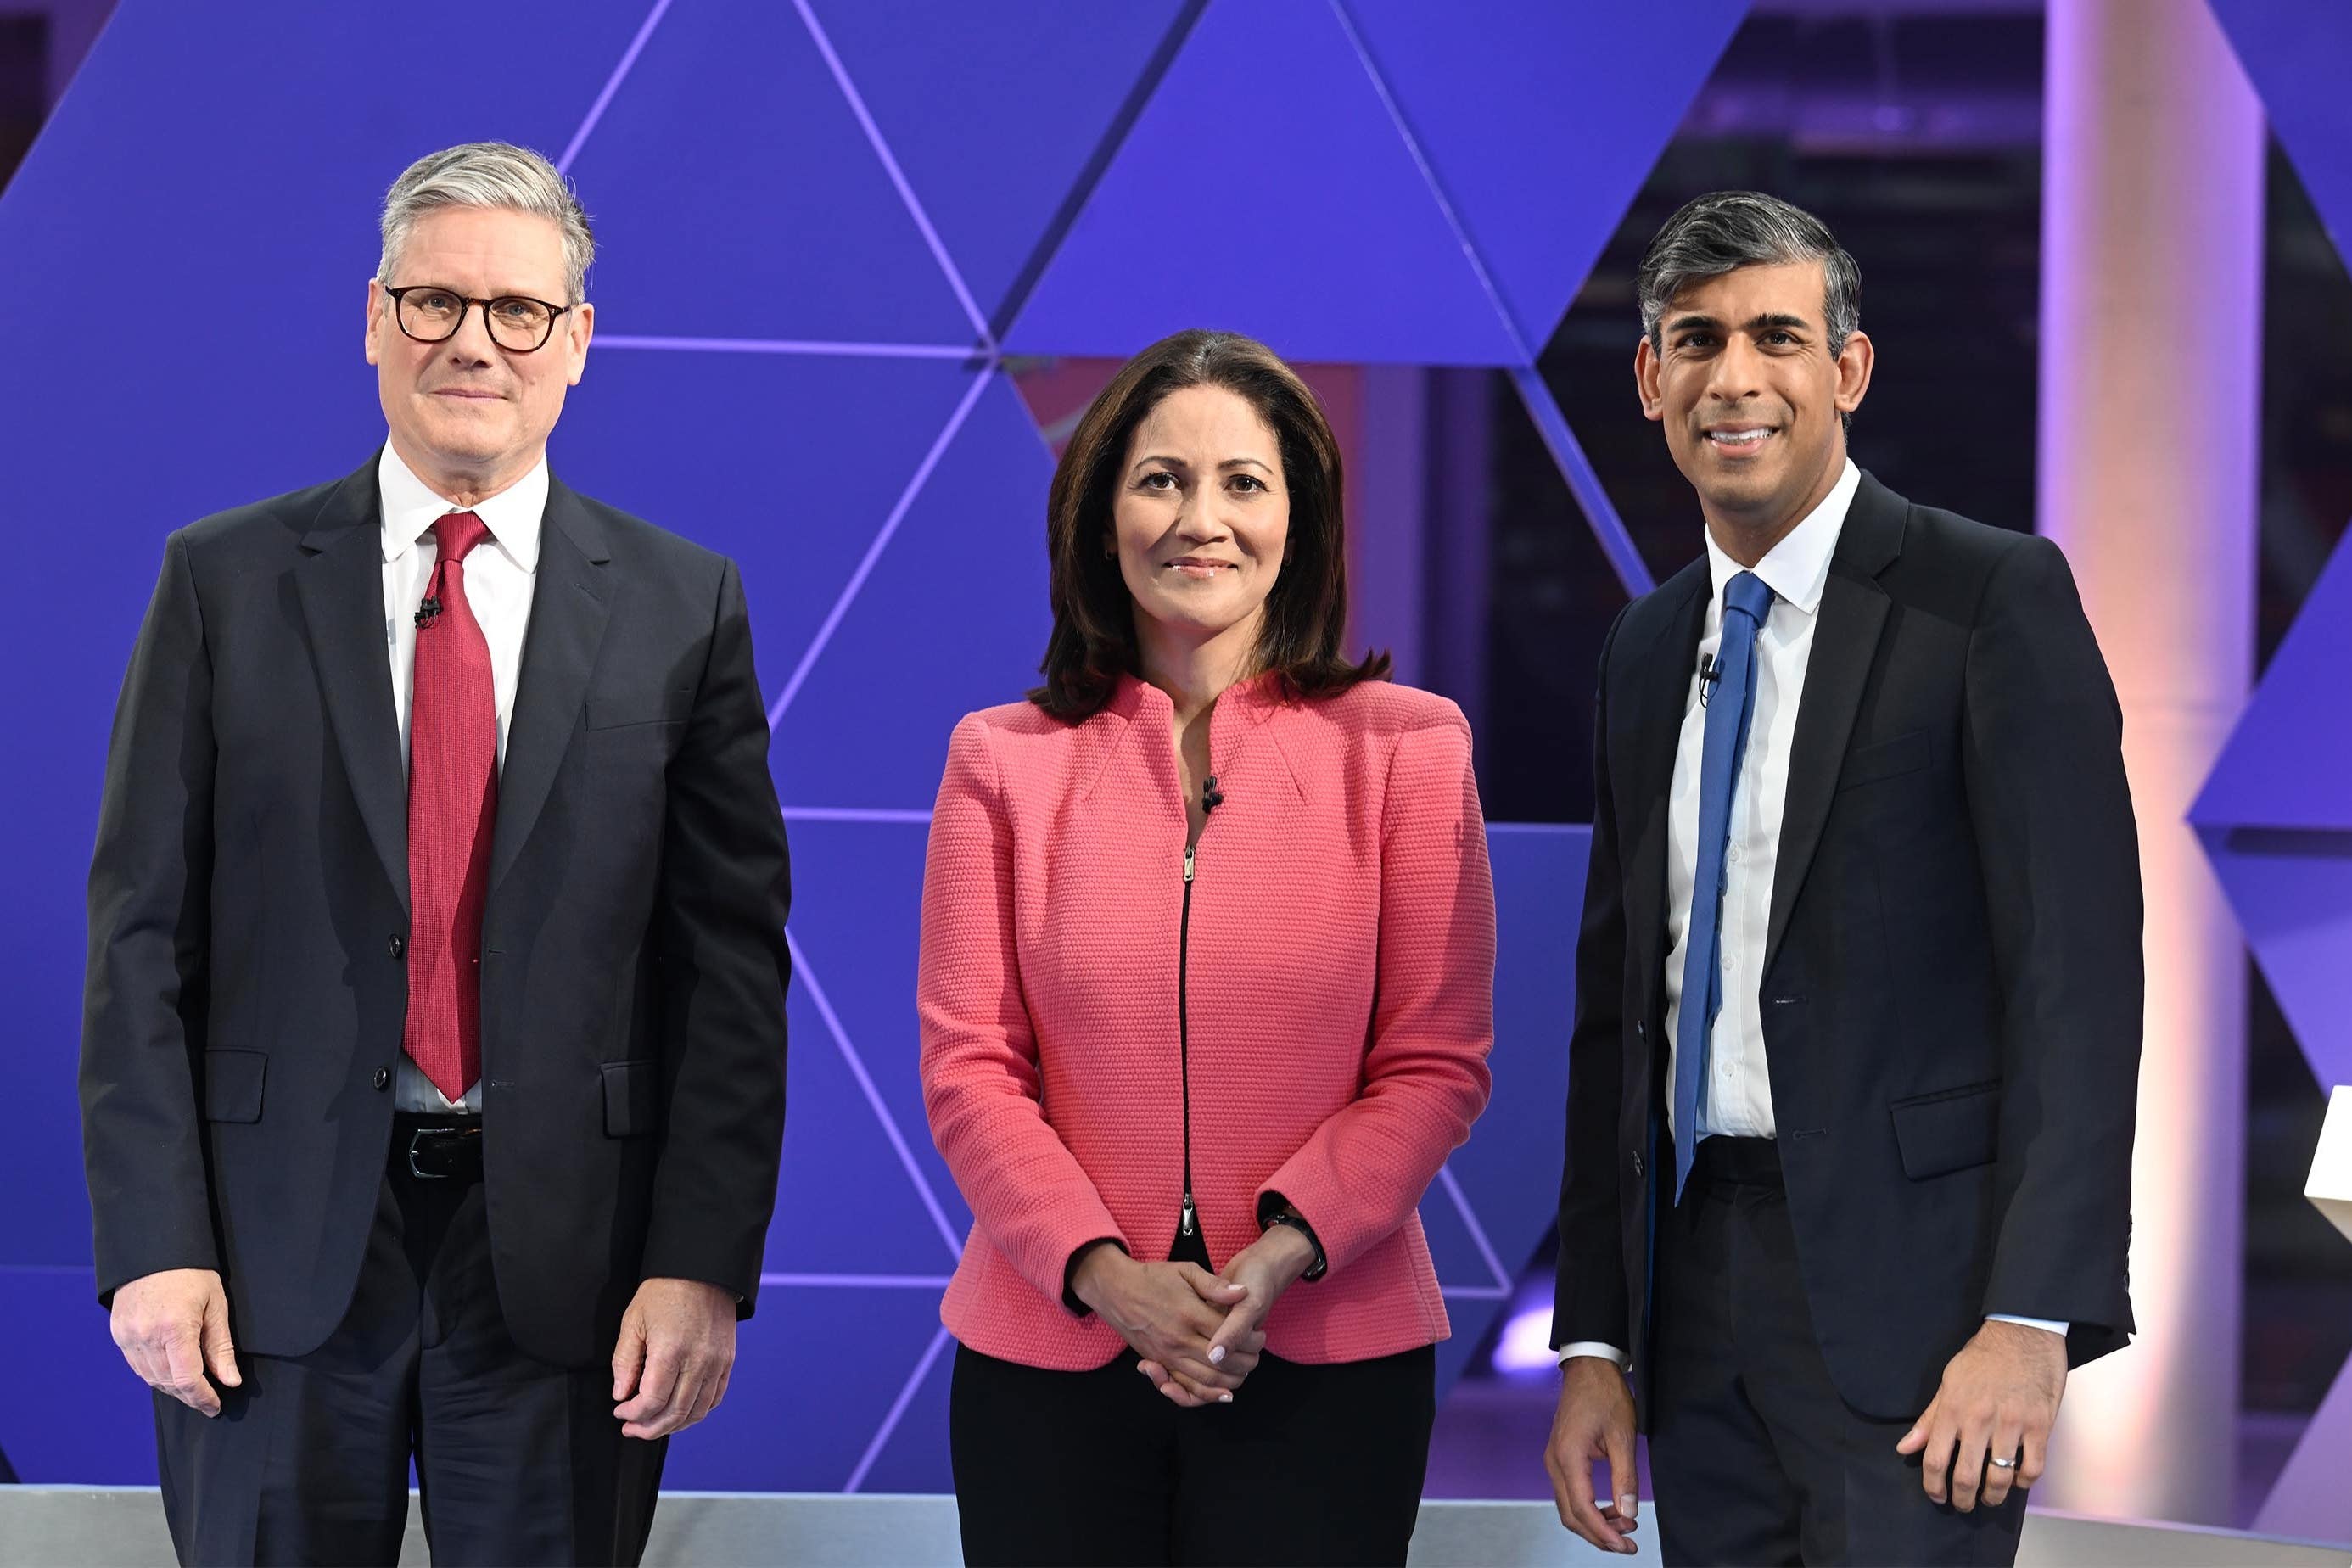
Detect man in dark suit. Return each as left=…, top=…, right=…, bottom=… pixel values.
left=80, top=142, right=792, bottom=1565
left=1542, top=193, right=2142, bottom=1565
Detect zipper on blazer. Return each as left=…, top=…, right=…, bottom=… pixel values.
left=1178, top=842, right=1199, bottom=1240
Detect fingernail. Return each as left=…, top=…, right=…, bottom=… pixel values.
left=1218, top=1392, right=1233, bottom=1403
left=1208, top=1346, right=1226, bottom=1364
left=1620, top=1495, right=1638, bottom=1515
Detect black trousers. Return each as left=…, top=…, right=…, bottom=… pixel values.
left=1648, top=1136, right=2027, bottom=1567
left=949, top=1340, right=1436, bottom=1567
left=154, top=1123, right=665, bottom=1566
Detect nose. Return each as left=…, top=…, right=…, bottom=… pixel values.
left=1173, top=495, right=1229, bottom=542
left=1706, top=334, right=1766, bottom=403
left=443, top=300, right=500, bottom=366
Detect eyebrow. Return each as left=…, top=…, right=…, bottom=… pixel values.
left=1129, top=455, right=1276, bottom=475
left=1665, top=311, right=1815, bottom=337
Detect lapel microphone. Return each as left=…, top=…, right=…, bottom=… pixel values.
left=1698, top=653, right=1721, bottom=708
left=1203, top=776, right=1224, bottom=813
left=414, top=596, right=442, bottom=630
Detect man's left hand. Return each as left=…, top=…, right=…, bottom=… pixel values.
left=1896, top=1319, right=2067, bottom=1511
left=612, top=1277, right=738, bottom=1441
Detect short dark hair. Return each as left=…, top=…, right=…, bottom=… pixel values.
left=1637, top=191, right=1862, bottom=356
left=1029, top=328, right=1388, bottom=721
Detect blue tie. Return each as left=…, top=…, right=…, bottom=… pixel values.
left=1672, top=569, right=1776, bottom=1203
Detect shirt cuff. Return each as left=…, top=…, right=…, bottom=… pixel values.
left=1558, top=1341, right=1632, bottom=1371
left=1987, top=1313, right=2069, bottom=1338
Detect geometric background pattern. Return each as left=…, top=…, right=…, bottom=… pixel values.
left=2199, top=0, right=2352, bottom=1535
left=0, top=0, right=1742, bottom=1488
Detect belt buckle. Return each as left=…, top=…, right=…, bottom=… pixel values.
left=407, top=1127, right=465, bottom=1179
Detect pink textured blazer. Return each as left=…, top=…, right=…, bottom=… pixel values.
left=918, top=672, right=1496, bottom=1370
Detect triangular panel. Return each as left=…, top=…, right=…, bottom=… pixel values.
left=2200, top=826, right=2352, bottom=1090
left=2194, top=523, right=2352, bottom=833
left=774, top=816, right=973, bottom=1263
left=564, top=0, right=976, bottom=345
left=770, top=372, right=1055, bottom=807
left=1346, top=0, right=1750, bottom=350
left=664, top=1286, right=949, bottom=1490
left=803, top=0, right=1192, bottom=331
left=1006, top=0, right=1525, bottom=366
left=2211, top=0, right=2352, bottom=263
left=551, top=350, right=980, bottom=724
left=772, top=966, right=971, bottom=1279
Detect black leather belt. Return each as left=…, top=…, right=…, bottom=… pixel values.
left=395, top=1112, right=484, bottom=1184
left=1691, top=1134, right=1782, bottom=1189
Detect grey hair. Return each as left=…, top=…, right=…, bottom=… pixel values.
left=1637, top=191, right=1860, bottom=356
left=378, top=142, right=595, bottom=305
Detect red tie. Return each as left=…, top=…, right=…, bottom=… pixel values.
left=403, top=511, right=497, bottom=1103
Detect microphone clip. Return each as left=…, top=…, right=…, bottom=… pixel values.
left=1202, top=775, right=1224, bottom=813
left=1698, top=654, right=1721, bottom=708
left=414, top=596, right=442, bottom=630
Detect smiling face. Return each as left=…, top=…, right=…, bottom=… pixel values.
left=1112, top=384, right=1291, bottom=658
left=364, top=204, right=593, bottom=501
left=1636, top=259, right=1872, bottom=553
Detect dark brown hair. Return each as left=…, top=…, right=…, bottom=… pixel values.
left=1028, top=328, right=1390, bottom=720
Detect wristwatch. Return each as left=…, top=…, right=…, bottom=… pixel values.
left=1263, top=1211, right=1328, bottom=1281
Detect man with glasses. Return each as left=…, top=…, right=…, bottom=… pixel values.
left=81, top=142, right=792, bottom=1564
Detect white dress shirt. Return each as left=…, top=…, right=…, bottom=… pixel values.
left=379, top=442, right=546, bottom=1115
left=1561, top=462, right=2062, bottom=1368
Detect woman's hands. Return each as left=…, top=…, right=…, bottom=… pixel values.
left=1095, top=1223, right=1319, bottom=1408
left=1073, top=1246, right=1254, bottom=1403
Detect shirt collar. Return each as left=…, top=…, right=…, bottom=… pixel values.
left=378, top=442, right=547, bottom=574
left=1701, top=457, right=1858, bottom=620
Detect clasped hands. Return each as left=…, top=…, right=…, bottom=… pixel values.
left=1072, top=1224, right=1320, bottom=1407
left=111, top=1267, right=737, bottom=1442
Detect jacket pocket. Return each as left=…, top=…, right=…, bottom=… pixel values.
left=1889, top=1079, right=2000, bottom=1179
left=1838, top=728, right=1929, bottom=792
left=204, top=1049, right=266, bottom=1123
left=602, top=1059, right=663, bottom=1137
left=585, top=686, right=694, bottom=731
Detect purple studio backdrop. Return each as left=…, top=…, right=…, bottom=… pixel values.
left=4, top=0, right=2349, bottom=1493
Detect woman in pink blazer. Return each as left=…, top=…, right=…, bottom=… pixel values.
left=919, top=330, right=1497, bottom=1566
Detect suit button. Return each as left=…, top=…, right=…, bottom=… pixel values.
left=388, top=934, right=404, bottom=959
left=1631, top=1151, right=1646, bottom=1178
left=372, top=1066, right=391, bottom=1091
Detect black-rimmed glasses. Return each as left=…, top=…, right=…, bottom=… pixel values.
left=384, top=285, right=573, bottom=353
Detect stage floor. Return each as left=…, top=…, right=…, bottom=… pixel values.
left=4, top=1487, right=2344, bottom=1566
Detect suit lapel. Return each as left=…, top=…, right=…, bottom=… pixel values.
left=1620, top=563, right=1710, bottom=1013
left=294, top=458, right=410, bottom=913
left=491, top=479, right=611, bottom=889
left=1763, top=473, right=1907, bottom=976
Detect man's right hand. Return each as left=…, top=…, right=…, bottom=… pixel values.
left=110, top=1268, right=241, bottom=1418
left=1071, top=1246, right=1249, bottom=1406
left=1545, top=1355, right=1640, bottom=1555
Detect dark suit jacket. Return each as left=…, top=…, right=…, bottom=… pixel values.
left=81, top=452, right=792, bottom=1368
left=1551, top=470, right=2142, bottom=1420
